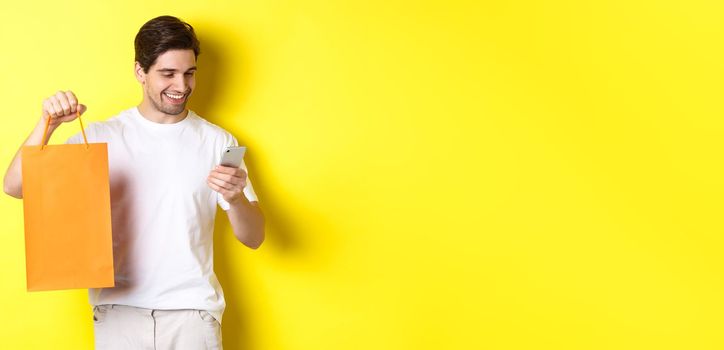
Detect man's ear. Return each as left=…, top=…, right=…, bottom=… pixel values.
left=134, top=62, right=146, bottom=84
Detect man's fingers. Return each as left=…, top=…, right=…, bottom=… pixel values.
left=50, top=98, right=64, bottom=118
left=208, top=176, right=234, bottom=191
left=207, top=180, right=234, bottom=198
left=214, top=166, right=235, bottom=175
left=214, top=167, right=248, bottom=183
left=43, top=91, right=81, bottom=118
left=64, top=91, right=78, bottom=113
left=55, top=91, right=72, bottom=115
left=43, top=99, right=54, bottom=118
left=209, top=171, right=241, bottom=185
left=215, top=165, right=247, bottom=178
left=207, top=181, right=227, bottom=195
left=41, top=91, right=85, bottom=125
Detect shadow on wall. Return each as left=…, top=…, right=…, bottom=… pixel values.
left=190, top=27, right=256, bottom=350
left=187, top=29, right=226, bottom=121
left=191, top=22, right=337, bottom=259
left=191, top=25, right=322, bottom=350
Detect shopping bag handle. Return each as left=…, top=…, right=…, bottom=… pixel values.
left=41, top=110, right=89, bottom=150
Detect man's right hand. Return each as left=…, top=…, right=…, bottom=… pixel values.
left=3, top=90, right=88, bottom=198
left=41, top=90, right=87, bottom=128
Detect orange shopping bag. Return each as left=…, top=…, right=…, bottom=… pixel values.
left=21, top=113, right=114, bottom=291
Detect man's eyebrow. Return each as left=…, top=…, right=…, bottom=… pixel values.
left=155, top=67, right=197, bottom=72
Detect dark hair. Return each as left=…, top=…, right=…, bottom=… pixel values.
left=134, top=16, right=200, bottom=73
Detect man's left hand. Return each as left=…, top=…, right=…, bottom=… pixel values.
left=207, top=165, right=247, bottom=204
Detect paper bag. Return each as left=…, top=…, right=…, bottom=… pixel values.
left=21, top=114, right=114, bottom=291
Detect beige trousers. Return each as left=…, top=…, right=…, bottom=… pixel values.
left=92, top=305, right=222, bottom=350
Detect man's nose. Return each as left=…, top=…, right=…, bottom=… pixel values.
left=173, top=75, right=188, bottom=91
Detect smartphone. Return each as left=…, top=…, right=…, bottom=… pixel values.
left=220, top=146, right=246, bottom=168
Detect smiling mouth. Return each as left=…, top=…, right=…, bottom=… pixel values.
left=163, top=92, right=186, bottom=100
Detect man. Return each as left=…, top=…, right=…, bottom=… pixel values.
left=3, top=15, right=265, bottom=349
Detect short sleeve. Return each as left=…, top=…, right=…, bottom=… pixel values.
left=66, top=132, right=84, bottom=144
left=66, top=122, right=96, bottom=144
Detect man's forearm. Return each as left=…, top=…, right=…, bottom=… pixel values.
left=226, top=196, right=265, bottom=249
left=3, top=120, right=57, bottom=198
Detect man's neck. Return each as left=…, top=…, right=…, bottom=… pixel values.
left=137, top=101, right=189, bottom=124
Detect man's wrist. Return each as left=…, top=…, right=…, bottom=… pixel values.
left=33, top=118, right=55, bottom=143
left=227, top=193, right=250, bottom=208
left=36, top=117, right=55, bottom=132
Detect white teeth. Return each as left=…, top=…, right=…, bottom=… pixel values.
left=164, top=92, right=184, bottom=99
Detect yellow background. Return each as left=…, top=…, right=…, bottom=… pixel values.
left=1, top=0, right=723, bottom=349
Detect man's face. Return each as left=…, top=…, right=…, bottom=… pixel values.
left=136, top=49, right=197, bottom=116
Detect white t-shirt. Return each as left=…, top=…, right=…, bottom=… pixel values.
left=67, top=107, right=258, bottom=323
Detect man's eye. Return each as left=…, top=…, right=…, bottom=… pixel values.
left=164, top=74, right=174, bottom=78
left=185, top=72, right=195, bottom=76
